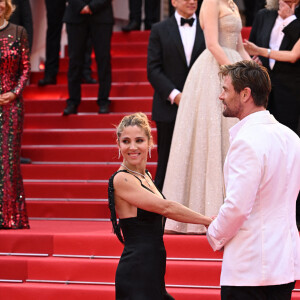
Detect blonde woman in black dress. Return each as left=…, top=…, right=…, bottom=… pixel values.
left=108, top=112, right=212, bottom=299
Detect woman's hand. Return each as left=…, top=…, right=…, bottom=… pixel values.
left=0, top=92, right=17, bottom=105
left=243, top=40, right=260, bottom=56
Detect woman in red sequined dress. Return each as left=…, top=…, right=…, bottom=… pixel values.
left=0, top=0, right=30, bottom=229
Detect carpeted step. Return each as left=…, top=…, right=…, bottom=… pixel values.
left=21, top=145, right=157, bottom=162
left=22, top=128, right=157, bottom=145
left=24, top=98, right=152, bottom=114
left=0, top=256, right=221, bottom=287
left=21, top=164, right=157, bottom=180
left=0, top=221, right=115, bottom=255
left=64, top=42, right=147, bottom=57
left=0, top=221, right=222, bottom=259
left=26, top=200, right=110, bottom=219
left=23, top=82, right=153, bottom=100
left=24, top=182, right=108, bottom=199
left=30, top=69, right=147, bottom=84
left=23, top=113, right=151, bottom=129
left=59, top=56, right=147, bottom=71
left=0, top=282, right=224, bottom=300
left=111, top=30, right=150, bottom=43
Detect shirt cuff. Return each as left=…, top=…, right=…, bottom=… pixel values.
left=168, top=89, right=181, bottom=104
left=283, top=15, right=297, bottom=27
left=207, top=224, right=225, bottom=251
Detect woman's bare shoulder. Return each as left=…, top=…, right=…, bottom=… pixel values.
left=113, top=171, right=138, bottom=189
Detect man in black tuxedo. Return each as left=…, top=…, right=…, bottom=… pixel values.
left=249, top=0, right=300, bottom=228
left=147, top=0, right=205, bottom=191
left=63, top=0, right=114, bottom=115
left=38, top=0, right=96, bottom=87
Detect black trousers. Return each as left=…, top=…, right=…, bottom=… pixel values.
left=154, top=121, right=175, bottom=191
left=221, top=281, right=295, bottom=300
left=66, top=21, right=112, bottom=107
left=129, top=0, right=160, bottom=27
left=44, top=0, right=93, bottom=79
left=44, top=0, right=66, bottom=78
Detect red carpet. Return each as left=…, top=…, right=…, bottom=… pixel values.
left=0, top=29, right=299, bottom=299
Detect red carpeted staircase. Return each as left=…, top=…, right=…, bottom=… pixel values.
left=0, top=29, right=299, bottom=300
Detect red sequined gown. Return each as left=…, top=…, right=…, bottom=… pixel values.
left=0, top=22, right=30, bottom=229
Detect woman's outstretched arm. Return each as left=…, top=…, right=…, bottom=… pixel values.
left=114, top=172, right=212, bottom=226
left=244, top=39, right=300, bottom=63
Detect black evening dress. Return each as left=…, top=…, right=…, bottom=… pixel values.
left=108, top=170, right=175, bottom=300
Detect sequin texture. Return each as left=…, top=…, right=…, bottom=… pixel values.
left=0, top=23, right=30, bottom=229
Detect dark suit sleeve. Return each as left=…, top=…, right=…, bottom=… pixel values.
left=147, top=24, right=177, bottom=102
left=283, top=19, right=300, bottom=44
left=89, top=0, right=112, bottom=13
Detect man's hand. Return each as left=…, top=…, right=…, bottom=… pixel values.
left=80, top=5, right=92, bottom=14
left=278, top=0, right=295, bottom=19
left=0, top=92, right=17, bottom=105
left=174, top=93, right=182, bottom=106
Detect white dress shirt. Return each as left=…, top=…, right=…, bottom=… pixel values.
left=168, top=11, right=197, bottom=104
left=269, top=14, right=296, bottom=69
left=207, top=111, right=300, bottom=286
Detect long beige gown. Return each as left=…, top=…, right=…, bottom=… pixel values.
left=163, top=13, right=243, bottom=234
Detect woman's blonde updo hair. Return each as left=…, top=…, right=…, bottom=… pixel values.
left=116, top=112, right=153, bottom=146
left=5, top=0, right=16, bottom=20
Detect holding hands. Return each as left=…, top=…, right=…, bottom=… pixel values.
left=0, top=92, right=17, bottom=105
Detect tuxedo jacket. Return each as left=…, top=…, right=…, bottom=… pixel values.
left=207, top=111, right=300, bottom=286
left=63, top=0, right=113, bottom=24
left=249, top=8, right=300, bottom=102
left=147, top=15, right=205, bottom=123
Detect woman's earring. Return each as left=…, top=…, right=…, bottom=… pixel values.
left=118, top=148, right=121, bottom=159
left=148, top=148, right=151, bottom=158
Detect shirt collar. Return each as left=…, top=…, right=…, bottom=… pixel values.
left=175, top=11, right=196, bottom=27
left=229, top=110, right=271, bottom=142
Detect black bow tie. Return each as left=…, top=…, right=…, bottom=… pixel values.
left=180, top=17, right=195, bottom=27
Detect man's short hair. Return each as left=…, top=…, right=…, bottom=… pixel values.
left=219, top=60, right=271, bottom=108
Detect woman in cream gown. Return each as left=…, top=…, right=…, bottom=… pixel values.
left=163, top=0, right=251, bottom=234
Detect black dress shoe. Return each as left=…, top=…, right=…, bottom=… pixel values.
left=144, top=22, right=154, bottom=30
left=38, top=76, right=56, bottom=86
left=20, top=157, right=32, bottom=164
left=122, top=20, right=141, bottom=32
left=81, top=76, right=97, bottom=84
left=98, top=103, right=110, bottom=114
left=63, top=104, right=78, bottom=116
